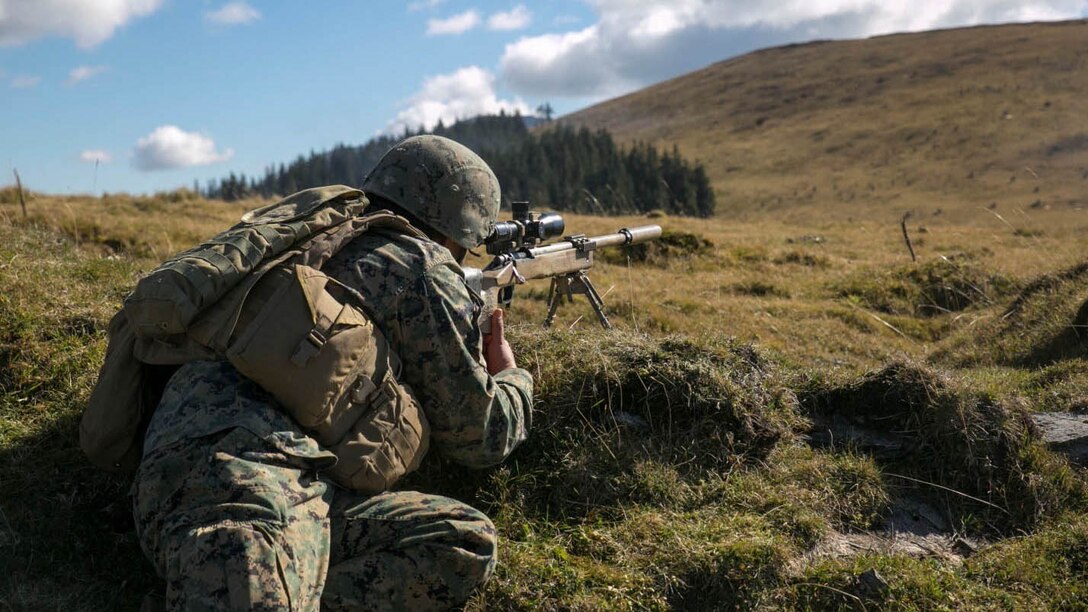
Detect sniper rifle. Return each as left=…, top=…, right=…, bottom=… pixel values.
left=464, top=201, right=661, bottom=332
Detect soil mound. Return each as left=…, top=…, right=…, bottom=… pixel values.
left=408, top=329, right=800, bottom=516
left=939, top=261, right=1088, bottom=366
left=800, top=362, right=1085, bottom=531
left=837, top=254, right=1015, bottom=317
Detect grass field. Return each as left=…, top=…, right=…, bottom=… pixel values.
left=4, top=18, right=1088, bottom=612
left=0, top=183, right=1087, bottom=609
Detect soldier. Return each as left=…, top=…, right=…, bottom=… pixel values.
left=132, top=136, right=534, bottom=610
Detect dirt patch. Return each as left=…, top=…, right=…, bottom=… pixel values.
left=794, top=496, right=984, bottom=573
left=801, top=529, right=970, bottom=568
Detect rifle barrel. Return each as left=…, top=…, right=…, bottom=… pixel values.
left=529, top=224, right=662, bottom=256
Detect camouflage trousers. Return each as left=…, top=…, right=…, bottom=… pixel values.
left=132, top=427, right=497, bottom=611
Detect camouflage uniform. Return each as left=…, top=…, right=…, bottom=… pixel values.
left=132, top=227, right=533, bottom=610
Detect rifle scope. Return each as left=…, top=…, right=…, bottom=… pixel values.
left=485, top=201, right=565, bottom=255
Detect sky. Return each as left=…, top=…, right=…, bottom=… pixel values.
left=2, top=0, right=1087, bottom=195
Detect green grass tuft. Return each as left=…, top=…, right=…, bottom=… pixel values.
left=938, top=261, right=1088, bottom=367
left=836, top=253, right=1017, bottom=318
left=800, top=361, right=1087, bottom=531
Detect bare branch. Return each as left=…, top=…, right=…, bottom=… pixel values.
left=900, top=212, right=916, bottom=262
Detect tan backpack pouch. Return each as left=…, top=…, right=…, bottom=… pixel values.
left=81, top=311, right=150, bottom=472
left=81, top=311, right=180, bottom=472
left=225, top=263, right=430, bottom=493
left=226, top=264, right=371, bottom=429
left=326, top=375, right=430, bottom=494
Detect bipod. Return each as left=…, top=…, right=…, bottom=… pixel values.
left=544, top=271, right=611, bottom=329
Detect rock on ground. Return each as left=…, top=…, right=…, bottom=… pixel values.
left=1032, top=412, right=1088, bottom=465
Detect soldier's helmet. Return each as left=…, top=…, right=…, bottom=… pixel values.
left=362, top=135, right=501, bottom=249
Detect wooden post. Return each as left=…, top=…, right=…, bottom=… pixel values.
left=13, top=169, right=27, bottom=218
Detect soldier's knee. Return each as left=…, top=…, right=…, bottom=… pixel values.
left=324, top=494, right=498, bottom=609
left=165, top=520, right=294, bottom=610
left=456, top=503, right=497, bottom=556
left=444, top=504, right=498, bottom=593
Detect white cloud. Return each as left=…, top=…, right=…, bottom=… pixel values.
left=133, top=125, right=234, bottom=171
left=579, top=0, right=1085, bottom=36
left=501, top=0, right=1088, bottom=99
left=501, top=25, right=624, bottom=98
left=426, top=10, right=480, bottom=35
left=0, top=0, right=162, bottom=49
left=80, top=149, right=113, bottom=164
left=387, top=66, right=532, bottom=134
left=66, top=64, right=107, bottom=85
left=10, top=75, right=41, bottom=89
left=408, top=0, right=446, bottom=11
left=205, top=1, right=261, bottom=26
left=488, top=5, right=531, bottom=31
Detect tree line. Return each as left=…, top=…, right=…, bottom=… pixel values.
left=205, top=113, right=715, bottom=217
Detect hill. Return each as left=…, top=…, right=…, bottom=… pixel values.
left=557, top=20, right=1088, bottom=222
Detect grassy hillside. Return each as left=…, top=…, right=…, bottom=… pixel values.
left=557, top=20, right=1088, bottom=224
left=4, top=24, right=1088, bottom=606
left=2, top=187, right=1088, bottom=608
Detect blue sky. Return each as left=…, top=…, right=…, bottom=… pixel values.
left=2, top=0, right=1086, bottom=195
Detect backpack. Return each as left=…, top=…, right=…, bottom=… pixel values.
left=82, top=185, right=431, bottom=494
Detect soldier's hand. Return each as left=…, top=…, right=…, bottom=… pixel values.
left=483, top=308, right=517, bottom=375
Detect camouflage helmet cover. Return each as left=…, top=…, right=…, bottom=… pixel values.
left=362, top=135, right=501, bottom=249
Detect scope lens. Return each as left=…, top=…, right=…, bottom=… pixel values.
left=535, top=213, right=565, bottom=240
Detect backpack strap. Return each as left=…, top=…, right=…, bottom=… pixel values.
left=295, top=209, right=429, bottom=270
left=188, top=210, right=427, bottom=353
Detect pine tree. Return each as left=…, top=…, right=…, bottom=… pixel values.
left=209, top=113, right=715, bottom=213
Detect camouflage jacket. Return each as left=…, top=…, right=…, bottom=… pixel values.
left=323, top=228, right=533, bottom=468
left=143, top=227, right=533, bottom=470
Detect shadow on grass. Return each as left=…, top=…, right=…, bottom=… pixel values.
left=0, top=411, right=155, bottom=610
left=1017, top=298, right=1088, bottom=366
